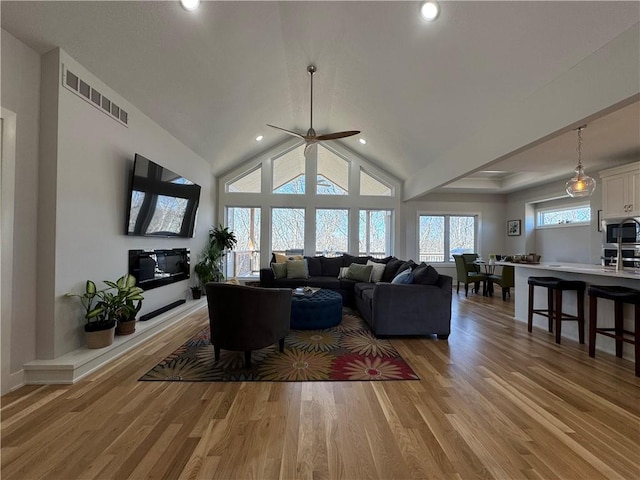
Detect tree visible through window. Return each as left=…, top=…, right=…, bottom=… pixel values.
left=226, top=207, right=261, bottom=277
left=419, top=214, right=476, bottom=262
left=537, top=205, right=591, bottom=226
left=359, top=210, right=392, bottom=257
left=316, top=209, right=348, bottom=255
left=272, top=207, right=305, bottom=253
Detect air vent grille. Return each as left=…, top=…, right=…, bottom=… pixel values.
left=62, top=65, right=128, bottom=126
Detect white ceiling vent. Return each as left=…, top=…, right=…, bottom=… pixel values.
left=62, top=65, right=128, bottom=126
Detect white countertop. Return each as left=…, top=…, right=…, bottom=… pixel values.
left=496, top=261, right=640, bottom=280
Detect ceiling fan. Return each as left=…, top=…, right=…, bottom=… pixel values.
left=267, top=65, right=360, bottom=154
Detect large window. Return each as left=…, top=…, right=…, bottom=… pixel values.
left=226, top=166, right=261, bottom=193
left=226, top=207, right=260, bottom=277
left=537, top=204, right=591, bottom=227
left=419, top=214, right=477, bottom=262
left=317, top=146, right=348, bottom=195
left=316, top=209, right=348, bottom=255
left=359, top=209, right=392, bottom=257
left=272, top=207, right=305, bottom=253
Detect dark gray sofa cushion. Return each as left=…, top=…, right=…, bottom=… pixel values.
left=342, top=254, right=369, bottom=266
left=305, top=256, right=322, bottom=276
left=412, top=263, right=440, bottom=285
left=381, top=257, right=403, bottom=282
left=321, top=256, right=344, bottom=277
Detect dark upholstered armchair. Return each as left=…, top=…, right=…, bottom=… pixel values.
left=205, top=283, right=292, bottom=367
left=453, top=254, right=486, bottom=296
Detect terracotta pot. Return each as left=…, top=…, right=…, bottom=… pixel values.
left=115, top=318, right=136, bottom=336
left=86, top=326, right=115, bottom=349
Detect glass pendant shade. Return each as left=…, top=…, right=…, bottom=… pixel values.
left=566, top=164, right=596, bottom=197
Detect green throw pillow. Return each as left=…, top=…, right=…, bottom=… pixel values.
left=286, top=259, right=309, bottom=279
left=345, top=263, right=373, bottom=282
left=271, top=262, right=287, bottom=279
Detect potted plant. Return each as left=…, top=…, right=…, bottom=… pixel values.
left=65, top=280, right=116, bottom=349
left=104, top=274, right=144, bottom=336
left=194, top=224, right=237, bottom=287
left=190, top=284, right=203, bottom=300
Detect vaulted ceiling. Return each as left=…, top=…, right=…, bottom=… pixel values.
left=2, top=1, right=639, bottom=199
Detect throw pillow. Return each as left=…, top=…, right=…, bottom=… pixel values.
left=286, top=259, right=309, bottom=279
left=381, top=257, right=403, bottom=282
left=366, top=259, right=386, bottom=283
left=337, top=266, right=350, bottom=279
left=271, top=262, right=287, bottom=279
left=345, top=263, right=374, bottom=282
left=391, top=268, right=414, bottom=284
left=274, top=252, right=303, bottom=264
left=306, top=256, right=322, bottom=276
left=342, top=254, right=369, bottom=266
left=412, top=263, right=440, bottom=285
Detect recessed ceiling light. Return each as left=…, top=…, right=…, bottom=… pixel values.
left=359, top=138, right=367, bottom=145
left=180, top=0, right=200, bottom=11
left=420, top=1, right=440, bottom=21
left=256, top=135, right=264, bottom=142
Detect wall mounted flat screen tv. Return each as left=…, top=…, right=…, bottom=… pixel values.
left=126, top=154, right=201, bottom=237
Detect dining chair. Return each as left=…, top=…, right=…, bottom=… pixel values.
left=453, top=254, right=486, bottom=297
left=489, top=265, right=514, bottom=300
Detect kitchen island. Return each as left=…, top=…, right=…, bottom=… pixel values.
left=499, top=262, right=640, bottom=360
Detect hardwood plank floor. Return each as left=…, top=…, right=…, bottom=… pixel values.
left=2, top=291, right=639, bottom=479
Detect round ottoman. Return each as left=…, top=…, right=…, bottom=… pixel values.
left=290, top=289, right=343, bottom=330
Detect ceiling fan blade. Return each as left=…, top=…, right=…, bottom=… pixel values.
left=266, top=124, right=304, bottom=139
left=315, top=130, right=361, bottom=141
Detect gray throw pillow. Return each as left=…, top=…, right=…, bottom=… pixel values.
left=345, top=263, right=373, bottom=282
left=271, top=262, right=287, bottom=279
left=286, top=259, right=309, bottom=279
left=337, top=266, right=350, bottom=279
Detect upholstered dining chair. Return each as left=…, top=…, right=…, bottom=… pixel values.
left=453, top=254, right=486, bottom=297
left=205, top=283, right=292, bottom=368
left=489, top=265, right=514, bottom=301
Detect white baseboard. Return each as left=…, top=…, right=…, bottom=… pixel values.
left=23, top=299, right=206, bottom=385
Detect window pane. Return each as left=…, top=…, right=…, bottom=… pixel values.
left=360, top=168, right=392, bottom=196
left=449, top=216, right=475, bottom=260
left=538, top=206, right=591, bottom=226
left=316, top=209, right=348, bottom=255
left=272, top=208, right=305, bottom=253
left=419, top=215, right=444, bottom=262
left=317, top=146, right=348, bottom=195
left=227, top=166, right=261, bottom=193
left=273, top=145, right=305, bottom=194
left=359, top=209, right=392, bottom=257
left=226, top=207, right=261, bottom=277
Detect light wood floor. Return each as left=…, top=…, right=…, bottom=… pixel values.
left=2, top=291, right=639, bottom=480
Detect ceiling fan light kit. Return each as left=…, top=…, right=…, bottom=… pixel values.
left=267, top=65, right=360, bottom=155
left=565, top=125, right=596, bottom=197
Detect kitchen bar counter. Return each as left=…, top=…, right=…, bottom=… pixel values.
left=501, top=262, right=639, bottom=361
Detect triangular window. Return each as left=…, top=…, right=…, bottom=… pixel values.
left=317, top=146, right=348, bottom=195
left=273, top=145, right=305, bottom=194
left=360, top=168, right=392, bottom=196
left=226, top=165, right=262, bottom=193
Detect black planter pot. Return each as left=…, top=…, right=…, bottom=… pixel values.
left=191, top=288, right=202, bottom=300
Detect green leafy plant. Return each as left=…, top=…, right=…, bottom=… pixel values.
left=194, top=225, right=237, bottom=287
left=66, top=274, right=144, bottom=332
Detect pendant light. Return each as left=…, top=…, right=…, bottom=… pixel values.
left=565, top=125, right=596, bottom=197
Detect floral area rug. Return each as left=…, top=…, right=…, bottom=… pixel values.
left=139, top=311, right=419, bottom=382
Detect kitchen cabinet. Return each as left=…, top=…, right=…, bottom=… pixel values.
left=600, top=162, right=640, bottom=219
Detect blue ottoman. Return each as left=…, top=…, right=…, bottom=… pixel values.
left=290, top=289, right=343, bottom=330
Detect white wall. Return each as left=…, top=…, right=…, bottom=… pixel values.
left=1, top=30, right=41, bottom=391
left=403, top=193, right=507, bottom=280
left=505, top=176, right=604, bottom=265
left=1, top=33, right=215, bottom=391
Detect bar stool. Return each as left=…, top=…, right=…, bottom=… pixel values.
left=527, top=276, right=586, bottom=344
left=588, top=285, right=640, bottom=377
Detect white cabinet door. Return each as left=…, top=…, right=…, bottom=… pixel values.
left=629, top=169, right=640, bottom=216
left=602, top=173, right=630, bottom=218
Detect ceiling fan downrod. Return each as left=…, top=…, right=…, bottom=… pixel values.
left=307, top=65, right=316, bottom=136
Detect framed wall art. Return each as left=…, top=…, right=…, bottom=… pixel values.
left=507, top=219, right=521, bottom=236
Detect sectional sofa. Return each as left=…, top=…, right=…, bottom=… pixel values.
left=259, top=254, right=452, bottom=338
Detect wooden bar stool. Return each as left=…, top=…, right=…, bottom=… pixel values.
left=588, top=285, right=640, bottom=377
left=527, top=277, right=586, bottom=344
